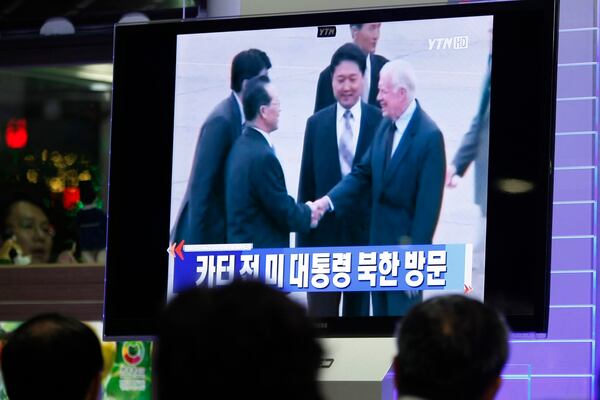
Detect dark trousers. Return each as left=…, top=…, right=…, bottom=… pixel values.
left=307, top=292, right=370, bottom=317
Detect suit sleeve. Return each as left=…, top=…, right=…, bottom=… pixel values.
left=253, top=152, right=312, bottom=234
left=452, top=74, right=490, bottom=176
left=452, top=111, right=483, bottom=177
left=297, top=118, right=316, bottom=246
left=187, top=116, right=232, bottom=242
left=411, top=131, right=446, bottom=244
left=327, top=144, right=373, bottom=217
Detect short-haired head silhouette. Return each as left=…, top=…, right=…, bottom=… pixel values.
left=394, top=295, right=509, bottom=400
left=1, top=313, right=103, bottom=400
left=156, top=280, right=324, bottom=400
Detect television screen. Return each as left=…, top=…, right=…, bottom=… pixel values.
left=105, top=0, right=557, bottom=338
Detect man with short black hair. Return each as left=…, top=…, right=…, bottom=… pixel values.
left=171, top=48, right=272, bottom=245
left=226, top=76, right=319, bottom=248
left=394, top=295, right=509, bottom=400
left=299, top=43, right=382, bottom=316
left=1, top=313, right=103, bottom=400
left=156, top=280, right=324, bottom=400
left=314, top=23, right=388, bottom=112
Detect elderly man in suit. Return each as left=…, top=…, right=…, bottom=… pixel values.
left=226, top=76, right=319, bottom=248
left=314, top=23, right=388, bottom=112
left=171, top=49, right=271, bottom=245
left=299, top=43, right=382, bottom=317
left=313, top=59, right=446, bottom=316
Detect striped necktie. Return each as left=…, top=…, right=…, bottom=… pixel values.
left=339, top=109, right=354, bottom=176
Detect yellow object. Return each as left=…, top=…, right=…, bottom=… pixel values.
left=26, top=169, right=39, bottom=184
left=79, top=170, right=92, bottom=181
left=101, top=341, right=117, bottom=380
left=48, top=177, right=65, bottom=193
left=0, top=238, right=23, bottom=262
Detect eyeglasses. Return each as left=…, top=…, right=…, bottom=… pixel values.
left=9, top=219, right=56, bottom=238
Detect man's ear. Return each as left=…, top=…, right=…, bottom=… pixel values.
left=258, top=104, right=267, bottom=119
left=482, top=376, right=502, bottom=400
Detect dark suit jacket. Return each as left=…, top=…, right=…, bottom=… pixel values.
left=298, top=102, right=382, bottom=247
left=452, top=70, right=490, bottom=214
left=328, top=101, right=446, bottom=245
left=226, top=127, right=312, bottom=248
left=171, top=93, right=242, bottom=245
left=314, top=53, right=388, bottom=113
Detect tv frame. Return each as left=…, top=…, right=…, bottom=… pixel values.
left=105, top=0, right=558, bottom=339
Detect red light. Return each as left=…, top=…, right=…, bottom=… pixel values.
left=5, top=118, right=28, bottom=149
left=63, top=187, right=80, bottom=210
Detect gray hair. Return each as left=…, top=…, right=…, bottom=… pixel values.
left=380, top=59, right=417, bottom=102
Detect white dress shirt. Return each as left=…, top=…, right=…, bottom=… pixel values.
left=390, top=98, right=417, bottom=157
left=362, top=53, right=371, bottom=101
left=336, top=100, right=362, bottom=159
left=233, top=91, right=245, bottom=126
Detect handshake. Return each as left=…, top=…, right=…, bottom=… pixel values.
left=305, top=197, right=331, bottom=228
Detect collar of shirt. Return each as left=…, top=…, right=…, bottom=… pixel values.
left=336, top=100, right=362, bottom=151
left=394, top=98, right=417, bottom=135
left=390, top=98, right=417, bottom=156
left=251, top=126, right=274, bottom=149
left=233, top=91, right=245, bottom=125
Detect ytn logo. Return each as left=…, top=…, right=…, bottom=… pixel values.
left=317, top=26, right=337, bottom=38
left=428, top=36, right=469, bottom=50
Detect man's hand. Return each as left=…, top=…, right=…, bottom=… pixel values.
left=445, top=164, right=459, bottom=188
left=313, top=197, right=331, bottom=214
left=306, top=197, right=331, bottom=228
left=57, top=242, right=78, bottom=264
left=306, top=201, right=324, bottom=228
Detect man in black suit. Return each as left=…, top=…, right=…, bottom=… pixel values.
left=313, top=59, right=446, bottom=316
left=226, top=76, right=318, bottom=248
left=171, top=49, right=271, bottom=245
left=446, top=58, right=491, bottom=299
left=314, top=23, right=388, bottom=112
left=298, top=43, right=382, bottom=317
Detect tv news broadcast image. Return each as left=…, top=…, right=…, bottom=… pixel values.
left=167, top=16, right=493, bottom=317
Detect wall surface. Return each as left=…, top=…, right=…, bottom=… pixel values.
left=496, top=0, right=599, bottom=398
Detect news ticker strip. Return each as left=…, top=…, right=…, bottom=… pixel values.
left=171, top=243, right=472, bottom=293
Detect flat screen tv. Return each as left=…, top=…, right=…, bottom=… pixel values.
left=105, top=0, right=558, bottom=338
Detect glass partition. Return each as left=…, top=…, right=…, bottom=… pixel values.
left=0, top=64, right=111, bottom=265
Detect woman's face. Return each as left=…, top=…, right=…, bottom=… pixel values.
left=5, top=201, right=54, bottom=264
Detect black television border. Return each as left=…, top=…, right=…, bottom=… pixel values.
left=105, top=0, right=557, bottom=339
